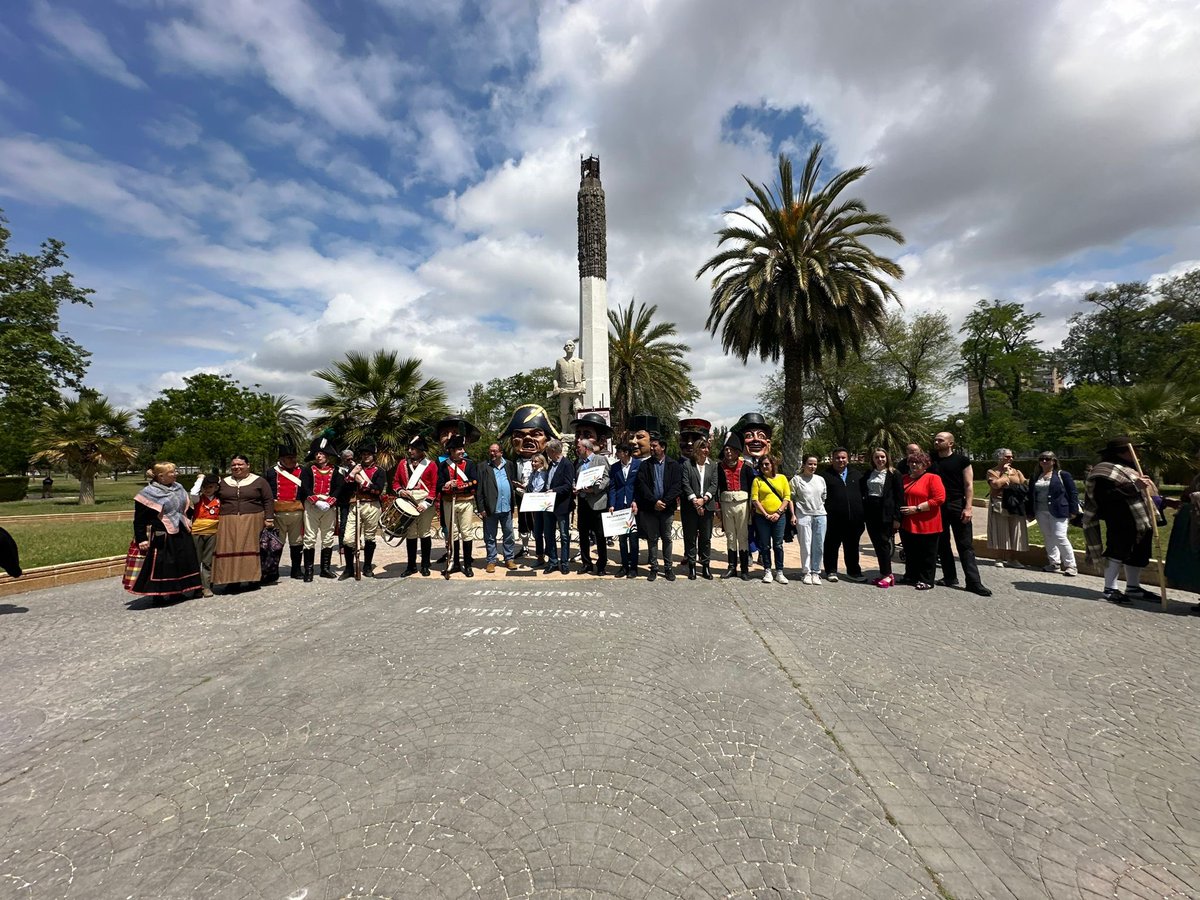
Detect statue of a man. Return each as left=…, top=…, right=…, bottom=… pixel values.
left=549, top=340, right=586, bottom=430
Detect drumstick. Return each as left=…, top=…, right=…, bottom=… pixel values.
left=1127, top=443, right=1167, bottom=609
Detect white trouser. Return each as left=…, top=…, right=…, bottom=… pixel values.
left=1035, top=511, right=1073, bottom=569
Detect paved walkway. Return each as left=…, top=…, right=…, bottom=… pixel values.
left=1, top=545, right=1197, bottom=899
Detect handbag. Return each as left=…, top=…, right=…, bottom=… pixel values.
left=122, top=539, right=146, bottom=593
left=1001, top=482, right=1028, bottom=515
left=259, top=526, right=285, bottom=581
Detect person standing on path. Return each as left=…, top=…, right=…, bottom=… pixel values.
left=478, top=443, right=519, bottom=574
left=633, top=433, right=683, bottom=582
left=1027, top=451, right=1079, bottom=577
left=822, top=448, right=866, bottom=582
left=212, top=455, right=274, bottom=593
left=986, top=448, right=1030, bottom=568
left=860, top=448, right=905, bottom=588
left=899, top=451, right=945, bottom=591
left=717, top=433, right=754, bottom=581
left=789, top=455, right=827, bottom=585
left=681, top=436, right=718, bottom=580
left=929, top=432, right=992, bottom=597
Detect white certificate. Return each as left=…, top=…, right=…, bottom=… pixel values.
left=601, top=509, right=637, bottom=537
left=575, top=466, right=605, bottom=491
left=520, top=491, right=555, bottom=513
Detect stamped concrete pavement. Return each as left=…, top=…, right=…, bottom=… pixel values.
left=0, top=549, right=1197, bottom=899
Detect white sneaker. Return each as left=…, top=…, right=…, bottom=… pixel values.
left=1063, top=568, right=1077, bottom=577
left=762, top=569, right=774, bottom=584
left=994, top=560, right=1006, bottom=568
left=775, top=570, right=788, bottom=585
left=808, top=573, right=821, bottom=585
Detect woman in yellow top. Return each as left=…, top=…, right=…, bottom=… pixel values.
left=751, top=456, right=794, bottom=584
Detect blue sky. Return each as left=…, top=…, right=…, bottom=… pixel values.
left=2, top=0, right=1198, bottom=425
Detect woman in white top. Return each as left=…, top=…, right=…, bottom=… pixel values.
left=789, top=455, right=828, bottom=585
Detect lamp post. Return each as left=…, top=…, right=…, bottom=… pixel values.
left=955, top=418, right=968, bottom=460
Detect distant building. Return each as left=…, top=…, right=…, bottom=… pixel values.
left=966, top=365, right=1063, bottom=412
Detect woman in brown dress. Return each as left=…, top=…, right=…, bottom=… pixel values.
left=986, top=448, right=1029, bottom=567
left=212, top=454, right=274, bottom=592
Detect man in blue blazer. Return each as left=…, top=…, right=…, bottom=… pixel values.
left=543, top=439, right=575, bottom=574
left=607, top=441, right=641, bottom=578
left=634, top=431, right=683, bottom=581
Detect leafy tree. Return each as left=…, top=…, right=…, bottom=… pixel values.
left=31, top=393, right=138, bottom=504
left=957, top=299, right=1044, bottom=418
left=607, top=298, right=699, bottom=437
left=698, top=144, right=904, bottom=473
left=310, top=351, right=448, bottom=468
left=139, top=373, right=276, bottom=473
left=466, top=367, right=556, bottom=451
left=266, top=393, right=309, bottom=455
left=1068, top=382, right=1200, bottom=481
left=1054, top=283, right=1151, bottom=386
left=0, top=210, right=94, bottom=473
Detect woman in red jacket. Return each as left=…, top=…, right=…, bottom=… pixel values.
left=899, top=451, right=946, bottom=591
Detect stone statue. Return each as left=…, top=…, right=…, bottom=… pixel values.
left=549, top=340, right=586, bottom=430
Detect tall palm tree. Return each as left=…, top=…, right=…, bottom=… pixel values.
left=697, top=144, right=905, bottom=472
left=310, top=351, right=449, bottom=468
left=31, top=394, right=139, bottom=504
left=1069, top=382, right=1200, bottom=481
left=266, top=393, right=309, bottom=455
left=608, top=299, right=699, bottom=436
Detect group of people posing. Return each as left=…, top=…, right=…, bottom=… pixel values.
left=124, top=403, right=1196, bottom=608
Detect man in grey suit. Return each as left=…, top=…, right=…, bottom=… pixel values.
left=574, top=438, right=612, bottom=575
left=682, top=435, right=719, bottom=579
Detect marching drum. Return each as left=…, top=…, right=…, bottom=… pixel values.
left=380, top=497, right=421, bottom=544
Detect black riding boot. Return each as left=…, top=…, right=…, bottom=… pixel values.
left=319, top=548, right=336, bottom=578
left=289, top=546, right=304, bottom=579
left=739, top=551, right=751, bottom=581
left=402, top=538, right=419, bottom=577
left=721, top=551, right=738, bottom=579
left=363, top=541, right=376, bottom=577
left=448, top=543, right=461, bottom=574
left=462, top=541, right=474, bottom=577
left=420, top=537, right=431, bottom=576
left=701, top=561, right=713, bottom=580
left=342, top=547, right=357, bottom=579
left=687, top=561, right=697, bottom=580
left=303, top=548, right=315, bottom=582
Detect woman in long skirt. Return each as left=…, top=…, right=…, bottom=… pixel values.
left=212, top=454, right=275, bottom=592
left=131, top=462, right=202, bottom=600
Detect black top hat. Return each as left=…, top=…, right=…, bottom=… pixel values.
left=502, top=404, right=559, bottom=439
left=435, top=417, right=482, bottom=445
left=408, top=435, right=428, bottom=451
left=628, top=414, right=661, bottom=434
left=571, top=411, right=613, bottom=436
left=678, top=418, right=711, bottom=437
left=736, top=412, right=773, bottom=438
left=446, top=434, right=467, bottom=450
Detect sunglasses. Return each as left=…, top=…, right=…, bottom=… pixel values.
left=1039, top=456, right=1054, bottom=461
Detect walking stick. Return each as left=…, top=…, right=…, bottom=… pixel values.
left=1127, top=444, right=1168, bottom=609
left=354, top=502, right=363, bottom=581
left=443, top=500, right=453, bottom=579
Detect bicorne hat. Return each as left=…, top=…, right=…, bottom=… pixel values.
left=435, top=416, right=482, bottom=445
left=277, top=443, right=298, bottom=458
left=446, top=434, right=467, bottom=450
left=408, top=435, right=428, bottom=451
left=502, top=404, right=560, bottom=439
left=735, top=412, right=773, bottom=438
left=308, top=429, right=338, bottom=460
left=571, top=411, right=613, bottom=436
left=722, top=431, right=744, bottom=453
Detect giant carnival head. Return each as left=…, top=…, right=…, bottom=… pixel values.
left=627, top=414, right=661, bottom=459
left=735, top=412, right=773, bottom=462
left=678, top=418, right=711, bottom=460
left=570, top=411, right=613, bottom=456
left=502, top=404, right=559, bottom=459
left=434, top=417, right=481, bottom=454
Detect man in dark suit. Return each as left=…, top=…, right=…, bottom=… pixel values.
left=543, top=439, right=575, bottom=574
left=607, top=441, right=641, bottom=578
left=634, top=432, right=683, bottom=581
left=682, top=435, right=719, bottom=579
left=477, top=442, right=519, bottom=573
left=822, top=447, right=866, bottom=582
left=574, top=437, right=611, bottom=575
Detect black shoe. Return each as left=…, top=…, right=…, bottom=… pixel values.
left=544, top=563, right=557, bottom=574
left=1103, top=588, right=1130, bottom=603
left=1123, top=585, right=1153, bottom=600
left=559, top=564, right=569, bottom=575
left=594, top=564, right=606, bottom=577
left=626, top=567, right=637, bottom=579
left=966, top=584, right=992, bottom=597
left=420, top=564, right=430, bottom=576
left=935, top=578, right=960, bottom=588
left=701, top=564, right=713, bottom=580
left=664, top=568, right=676, bottom=582
left=647, top=568, right=658, bottom=582
left=401, top=565, right=418, bottom=578
left=579, top=563, right=594, bottom=575
left=687, top=563, right=696, bottom=580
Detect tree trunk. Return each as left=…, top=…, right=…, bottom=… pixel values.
left=79, top=470, right=96, bottom=506
left=781, top=342, right=806, bottom=474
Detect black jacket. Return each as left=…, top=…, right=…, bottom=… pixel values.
left=859, top=469, right=905, bottom=525
left=477, top=458, right=518, bottom=516
left=823, top=466, right=865, bottom=521
left=438, top=458, right=480, bottom=499
left=717, top=461, right=755, bottom=494
left=634, top=455, right=683, bottom=514
left=544, top=455, right=575, bottom=516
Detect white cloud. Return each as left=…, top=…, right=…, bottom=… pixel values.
left=30, top=0, right=146, bottom=90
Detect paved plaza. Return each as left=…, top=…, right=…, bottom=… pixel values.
left=1, top=547, right=1198, bottom=899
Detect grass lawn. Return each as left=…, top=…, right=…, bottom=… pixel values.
left=0, top=476, right=142, bottom=516
left=6, top=520, right=133, bottom=569
left=1027, top=507, right=1179, bottom=554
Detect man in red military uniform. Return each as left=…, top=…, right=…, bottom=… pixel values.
left=264, top=444, right=305, bottom=581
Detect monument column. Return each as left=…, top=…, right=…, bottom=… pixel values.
left=578, top=156, right=609, bottom=411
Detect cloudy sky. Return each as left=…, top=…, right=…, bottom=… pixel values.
left=2, top=0, right=1198, bottom=426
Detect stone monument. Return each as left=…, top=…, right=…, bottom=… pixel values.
left=577, top=156, right=610, bottom=412
left=549, top=342, right=586, bottom=432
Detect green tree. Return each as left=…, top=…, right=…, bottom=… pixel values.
left=0, top=210, right=94, bottom=473
left=266, top=393, right=309, bottom=455
left=697, top=144, right=904, bottom=473
left=465, top=367, right=556, bottom=449
left=1054, top=283, right=1151, bottom=387
left=139, top=373, right=276, bottom=472
left=31, top=393, right=138, bottom=504
left=1068, top=382, right=1200, bottom=481
left=607, top=298, right=699, bottom=438
left=310, top=351, right=449, bottom=468
left=958, top=299, right=1044, bottom=419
